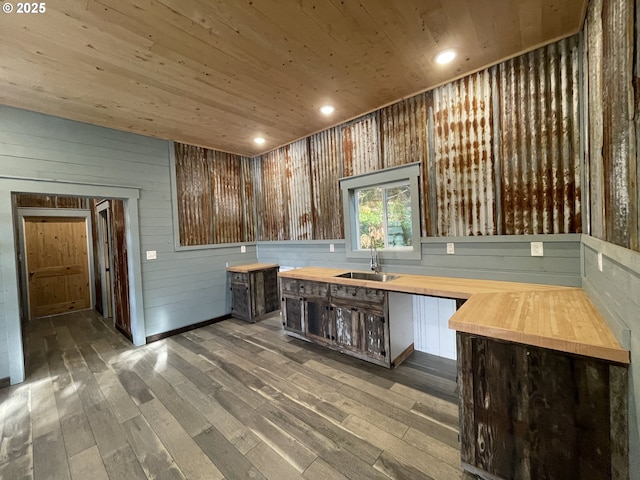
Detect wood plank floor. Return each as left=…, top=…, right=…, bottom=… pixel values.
left=1, top=309, right=466, bottom=480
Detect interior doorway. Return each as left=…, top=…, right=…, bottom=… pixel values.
left=22, top=215, right=92, bottom=319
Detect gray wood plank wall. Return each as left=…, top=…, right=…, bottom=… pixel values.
left=582, top=234, right=640, bottom=479
left=0, top=106, right=258, bottom=382
left=257, top=235, right=582, bottom=286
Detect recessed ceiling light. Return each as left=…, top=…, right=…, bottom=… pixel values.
left=435, top=50, right=456, bottom=65
left=254, top=137, right=266, bottom=145
left=320, top=105, right=335, bottom=115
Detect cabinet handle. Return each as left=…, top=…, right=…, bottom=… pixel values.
left=281, top=297, right=285, bottom=302
left=381, top=350, right=386, bottom=356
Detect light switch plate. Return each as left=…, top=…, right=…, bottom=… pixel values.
left=146, top=250, right=157, bottom=260
left=240, top=245, right=246, bottom=253
left=329, top=243, right=335, bottom=252
left=530, top=242, right=544, bottom=257
left=446, top=242, right=455, bottom=255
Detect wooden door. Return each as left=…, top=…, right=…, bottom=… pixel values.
left=24, top=216, right=91, bottom=318
left=109, top=200, right=131, bottom=338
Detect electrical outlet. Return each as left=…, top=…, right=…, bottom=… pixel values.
left=329, top=243, right=335, bottom=252
left=146, top=250, right=157, bottom=260
left=446, top=242, right=455, bottom=255
left=530, top=242, right=544, bottom=257
left=240, top=245, right=246, bottom=253
left=598, top=252, right=603, bottom=272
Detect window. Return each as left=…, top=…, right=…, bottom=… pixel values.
left=340, top=162, right=421, bottom=260
left=356, top=182, right=412, bottom=250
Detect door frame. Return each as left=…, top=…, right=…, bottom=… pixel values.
left=17, top=208, right=96, bottom=321
left=95, top=201, right=116, bottom=320
left=1, top=178, right=146, bottom=385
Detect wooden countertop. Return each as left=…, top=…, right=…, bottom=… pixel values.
left=278, top=267, right=629, bottom=364
left=227, top=263, right=279, bottom=273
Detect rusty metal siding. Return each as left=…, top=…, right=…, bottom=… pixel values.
left=174, top=143, right=213, bottom=246
left=241, top=157, right=257, bottom=242
left=258, top=148, right=289, bottom=241
left=341, top=113, right=382, bottom=178
left=380, top=93, right=432, bottom=236
left=498, top=36, right=582, bottom=235
left=432, top=72, right=496, bottom=236
left=310, top=127, right=343, bottom=240
left=210, top=150, right=243, bottom=244
left=585, top=0, right=605, bottom=240
left=285, top=139, right=313, bottom=240
left=174, top=142, right=256, bottom=245
left=600, top=0, right=637, bottom=250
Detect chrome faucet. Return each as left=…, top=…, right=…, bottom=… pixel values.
left=370, top=240, right=380, bottom=273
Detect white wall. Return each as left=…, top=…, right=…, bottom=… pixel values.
left=413, top=296, right=457, bottom=359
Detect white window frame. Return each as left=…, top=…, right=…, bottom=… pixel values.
left=340, top=162, right=421, bottom=261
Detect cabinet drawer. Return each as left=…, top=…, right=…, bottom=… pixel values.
left=281, top=278, right=300, bottom=294
left=330, top=283, right=385, bottom=305
left=281, top=278, right=328, bottom=298
left=230, top=272, right=248, bottom=284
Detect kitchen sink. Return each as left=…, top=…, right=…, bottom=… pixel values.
left=334, top=272, right=399, bottom=282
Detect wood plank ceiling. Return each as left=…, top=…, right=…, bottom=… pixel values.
left=0, top=0, right=587, bottom=156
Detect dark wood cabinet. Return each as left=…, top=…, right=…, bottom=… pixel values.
left=281, top=278, right=413, bottom=368
left=228, top=263, right=279, bottom=322
left=457, top=332, right=629, bottom=480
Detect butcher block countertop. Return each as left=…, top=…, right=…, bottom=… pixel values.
left=227, top=263, right=279, bottom=273
left=278, top=267, right=629, bottom=364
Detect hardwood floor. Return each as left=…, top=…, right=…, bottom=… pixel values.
left=1, top=309, right=464, bottom=479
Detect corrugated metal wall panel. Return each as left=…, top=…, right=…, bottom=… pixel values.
left=285, top=139, right=313, bottom=240
left=498, top=36, right=582, bottom=235
left=433, top=72, right=496, bottom=236
left=341, top=113, right=382, bottom=178
left=210, top=150, right=243, bottom=244
left=601, top=0, right=637, bottom=250
left=174, top=143, right=213, bottom=246
left=310, top=127, right=343, bottom=240
left=259, top=148, right=289, bottom=241
left=585, top=0, right=605, bottom=240
left=174, top=142, right=256, bottom=245
left=380, top=93, right=431, bottom=236
left=241, top=157, right=257, bottom=242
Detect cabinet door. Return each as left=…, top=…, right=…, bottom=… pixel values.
left=263, top=268, right=280, bottom=313
left=283, top=296, right=304, bottom=334
left=231, top=284, right=250, bottom=320
left=363, top=312, right=387, bottom=360
left=306, top=301, right=333, bottom=345
left=334, top=306, right=362, bottom=353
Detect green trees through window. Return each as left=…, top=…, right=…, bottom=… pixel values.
left=356, top=183, right=412, bottom=250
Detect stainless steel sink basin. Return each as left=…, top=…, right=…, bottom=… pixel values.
left=334, top=272, right=399, bottom=282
